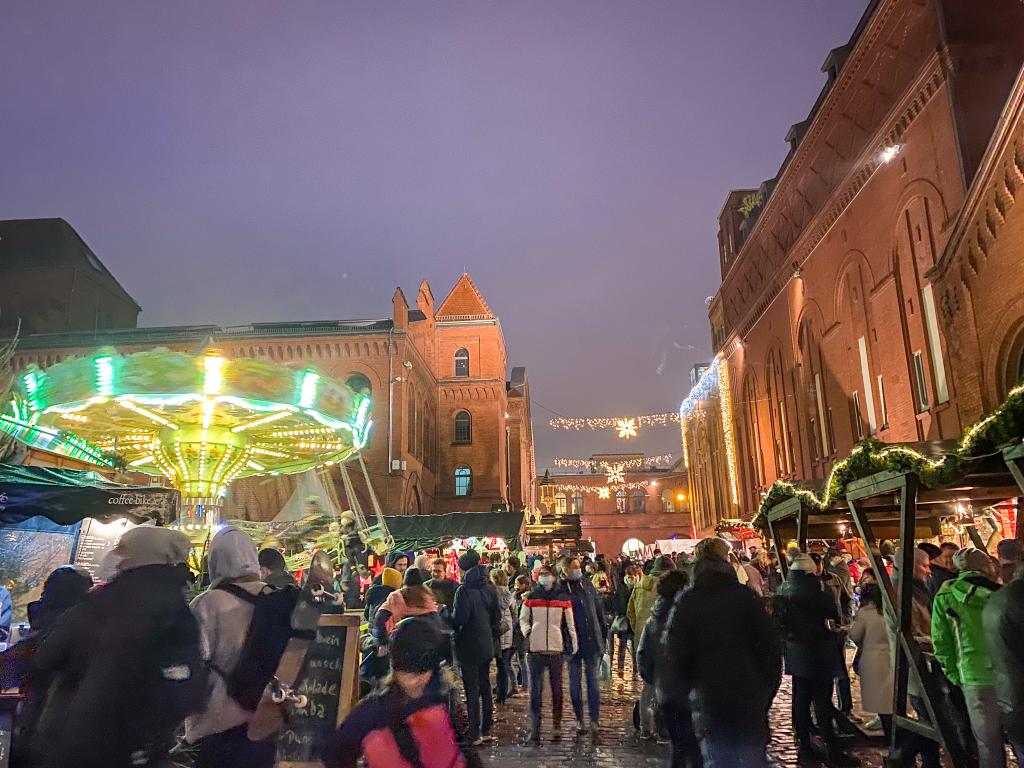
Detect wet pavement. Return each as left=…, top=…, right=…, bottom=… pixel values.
left=477, top=658, right=892, bottom=768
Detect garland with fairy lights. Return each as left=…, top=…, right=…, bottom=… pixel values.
left=552, top=480, right=655, bottom=494
left=752, top=382, right=1024, bottom=529
left=551, top=453, right=675, bottom=470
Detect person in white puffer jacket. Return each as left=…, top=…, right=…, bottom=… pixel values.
left=519, top=565, right=578, bottom=745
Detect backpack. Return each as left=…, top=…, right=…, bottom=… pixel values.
left=213, top=583, right=304, bottom=710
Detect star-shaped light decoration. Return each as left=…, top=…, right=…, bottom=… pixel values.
left=597, top=487, right=611, bottom=500
left=615, top=418, right=638, bottom=439
left=605, top=465, right=625, bottom=485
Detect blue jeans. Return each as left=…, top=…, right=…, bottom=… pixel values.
left=527, top=653, right=563, bottom=726
left=692, top=707, right=767, bottom=768
left=568, top=652, right=601, bottom=724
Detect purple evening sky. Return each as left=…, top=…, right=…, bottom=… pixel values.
left=1, top=1, right=867, bottom=471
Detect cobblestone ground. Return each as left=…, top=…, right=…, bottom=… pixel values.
left=477, top=658, right=891, bottom=768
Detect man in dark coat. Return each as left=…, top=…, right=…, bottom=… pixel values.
left=559, top=557, right=607, bottom=735
left=660, top=537, right=781, bottom=768
left=29, top=527, right=205, bottom=768
left=775, top=553, right=856, bottom=767
left=983, top=560, right=1024, bottom=763
left=451, top=549, right=501, bottom=746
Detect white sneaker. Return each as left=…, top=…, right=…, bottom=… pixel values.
left=864, top=715, right=882, bottom=731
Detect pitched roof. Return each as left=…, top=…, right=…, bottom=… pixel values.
left=0, top=218, right=141, bottom=309
left=435, top=273, right=494, bottom=319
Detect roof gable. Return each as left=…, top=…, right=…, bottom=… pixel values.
left=435, top=273, right=494, bottom=319
left=0, top=218, right=141, bottom=309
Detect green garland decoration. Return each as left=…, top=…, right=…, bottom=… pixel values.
left=753, top=382, right=1024, bottom=530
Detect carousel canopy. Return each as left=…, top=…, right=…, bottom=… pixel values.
left=0, top=348, right=373, bottom=500
left=0, top=463, right=179, bottom=526
left=384, top=511, right=525, bottom=552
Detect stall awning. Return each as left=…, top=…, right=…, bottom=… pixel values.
left=0, top=463, right=180, bottom=526
left=383, top=511, right=526, bottom=552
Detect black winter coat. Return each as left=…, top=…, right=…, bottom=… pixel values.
left=983, top=577, right=1024, bottom=746
left=561, top=576, right=606, bottom=658
left=363, top=583, right=395, bottom=623
left=452, top=566, right=500, bottom=667
left=659, top=563, right=782, bottom=738
left=30, top=565, right=204, bottom=768
left=775, top=570, right=842, bottom=679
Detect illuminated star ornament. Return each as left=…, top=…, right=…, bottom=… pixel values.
left=605, top=465, right=625, bottom=485
left=616, top=418, right=638, bottom=439
left=597, top=487, right=611, bottom=500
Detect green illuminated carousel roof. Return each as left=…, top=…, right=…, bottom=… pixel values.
left=0, top=348, right=372, bottom=500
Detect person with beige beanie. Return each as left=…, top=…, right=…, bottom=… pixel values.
left=29, top=525, right=203, bottom=768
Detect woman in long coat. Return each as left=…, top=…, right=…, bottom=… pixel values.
left=849, top=583, right=894, bottom=738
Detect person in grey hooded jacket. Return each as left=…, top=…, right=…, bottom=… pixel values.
left=186, top=526, right=275, bottom=768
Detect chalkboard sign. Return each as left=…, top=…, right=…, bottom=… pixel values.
left=73, top=518, right=134, bottom=579
left=276, top=613, right=360, bottom=768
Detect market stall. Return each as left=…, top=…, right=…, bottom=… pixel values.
left=756, top=385, right=1024, bottom=765
left=0, top=463, right=180, bottom=621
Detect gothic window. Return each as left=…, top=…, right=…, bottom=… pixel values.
left=346, top=373, right=372, bottom=397
left=454, top=348, right=469, bottom=377
left=454, top=410, right=472, bottom=443
left=455, top=466, right=472, bottom=497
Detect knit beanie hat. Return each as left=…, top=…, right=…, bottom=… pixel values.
left=115, top=526, right=192, bottom=572
left=391, top=617, right=443, bottom=673
left=458, top=549, right=481, bottom=572
left=953, top=547, right=995, bottom=576
left=789, top=553, right=817, bottom=573
left=381, top=567, right=403, bottom=589
left=403, top=567, right=426, bottom=587
left=693, top=537, right=731, bottom=564
left=386, top=551, right=409, bottom=568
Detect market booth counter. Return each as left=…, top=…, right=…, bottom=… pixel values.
left=382, top=511, right=526, bottom=567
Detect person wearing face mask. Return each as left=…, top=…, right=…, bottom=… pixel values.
left=520, top=565, right=577, bottom=745
left=559, top=557, right=607, bottom=738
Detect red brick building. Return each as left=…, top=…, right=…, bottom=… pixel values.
left=5, top=263, right=535, bottom=520
left=931, top=66, right=1024, bottom=424
left=706, top=0, right=1024, bottom=515
left=537, top=455, right=691, bottom=556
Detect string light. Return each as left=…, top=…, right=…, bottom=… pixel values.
left=717, top=358, right=739, bottom=505
left=549, top=411, right=680, bottom=433
left=606, top=466, right=625, bottom=484
left=552, top=453, right=675, bottom=470
left=557, top=481, right=651, bottom=493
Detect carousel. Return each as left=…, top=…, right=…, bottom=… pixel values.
left=0, top=347, right=373, bottom=525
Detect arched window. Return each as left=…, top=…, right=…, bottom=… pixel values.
left=346, top=373, right=372, bottom=396
left=454, top=466, right=472, bottom=497
left=454, top=410, right=472, bottom=443
left=454, top=348, right=469, bottom=377
left=572, top=492, right=584, bottom=515
left=615, top=490, right=627, bottom=514
left=554, top=492, right=567, bottom=515
left=631, top=490, right=646, bottom=513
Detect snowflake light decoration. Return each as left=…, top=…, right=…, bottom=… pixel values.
left=597, top=487, right=611, bottom=500
left=605, top=465, right=625, bottom=484
left=616, top=418, right=638, bottom=439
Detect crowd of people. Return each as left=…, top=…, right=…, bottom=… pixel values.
left=0, top=526, right=1022, bottom=768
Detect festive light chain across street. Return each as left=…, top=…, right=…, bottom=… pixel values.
left=552, top=480, right=656, bottom=493
left=551, top=453, right=676, bottom=469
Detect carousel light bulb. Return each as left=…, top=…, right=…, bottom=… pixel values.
left=299, top=371, right=320, bottom=409
left=203, top=355, right=224, bottom=395
left=94, top=356, right=115, bottom=397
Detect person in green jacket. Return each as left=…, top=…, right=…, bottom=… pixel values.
left=931, top=547, right=1004, bottom=768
